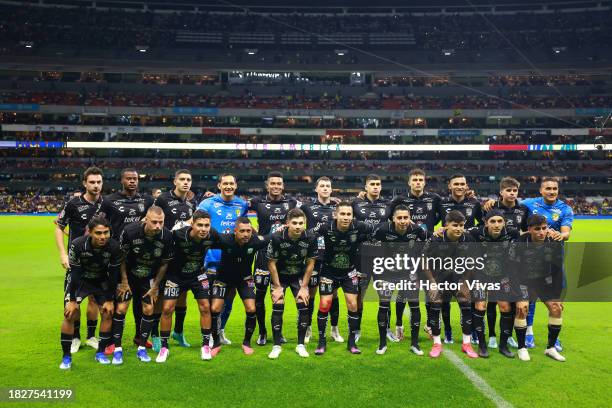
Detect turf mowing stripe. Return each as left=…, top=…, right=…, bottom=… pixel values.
left=444, top=350, right=514, bottom=408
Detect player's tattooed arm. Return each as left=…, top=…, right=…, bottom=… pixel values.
left=117, top=261, right=131, bottom=297
left=148, top=261, right=169, bottom=303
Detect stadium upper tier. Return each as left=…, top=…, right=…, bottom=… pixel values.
left=1, top=3, right=611, bottom=67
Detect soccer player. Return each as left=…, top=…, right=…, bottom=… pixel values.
left=388, top=168, right=441, bottom=340
left=512, top=214, right=566, bottom=362
left=55, top=166, right=105, bottom=354
left=267, top=208, right=318, bottom=359
left=156, top=211, right=221, bottom=362
left=209, top=217, right=270, bottom=356
left=301, top=176, right=342, bottom=343
left=481, top=177, right=529, bottom=350
left=372, top=205, right=428, bottom=355
left=114, top=206, right=174, bottom=363
left=520, top=177, right=572, bottom=351
left=352, top=174, right=392, bottom=343
left=468, top=210, right=520, bottom=358
left=59, top=215, right=122, bottom=369
left=249, top=172, right=299, bottom=346
left=152, top=169, right=197, bottom=350
left=310, top=202, right=375, bottom=355
left=437, top=174, right=483, bottom=344
left=102, top=168, right=154, bottom=353
left=198, top=173, right=249, bottom=346
left=423, top=210, right=479, bottom=359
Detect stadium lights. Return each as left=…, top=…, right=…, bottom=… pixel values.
left=136, top=45, right=149, bottom=53
left=245, top=48, right=258, bottom=55
left=552, top=47, right=566, bottom=54
left=335, top=49, right=348, bottom=56
left=442, top=49, right=454, bottom=56
left=20, top=41, right=34, bottom=48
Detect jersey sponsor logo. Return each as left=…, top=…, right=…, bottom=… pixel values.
left=270, top=214, right=285, bottom=221
left=168, top=200, right=179, bottom=206
left=280, top=242, right=292, bottom=248
left=274, top=207, right=281, bottom=213
left=77, top=205, right=89, bottom=212
left=413, top=214, right=427, bottom=220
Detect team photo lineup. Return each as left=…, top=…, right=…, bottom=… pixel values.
left=1, top=0, right=612, bottom=406
left=56, top=166, right=572, bottom=368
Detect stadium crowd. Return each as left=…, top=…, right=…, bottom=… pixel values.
left=2, top=91, right=611, bottom=110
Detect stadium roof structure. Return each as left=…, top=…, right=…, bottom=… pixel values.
left=7, top=0, right=610, bottom=13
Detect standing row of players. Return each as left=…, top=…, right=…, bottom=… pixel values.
left=55, top=167, right=572, bottom=368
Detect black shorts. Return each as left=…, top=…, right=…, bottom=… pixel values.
left=212, top=275, right=255, bottom=300
left=71, top=280, right=114, bottom=305
left=358, top=270, right=371, bottom=291
left=374, top=274, right=420, bottom=302
left=164, top=272, right=210, bottom=300
left=525, top=275, right=563, bottom=302
left=271, top=274, right=304, bottom=299
left=319, top=270, right=360, bottom=296
left=426, top=273, right=470, bottom=304
left=254, top=249, right=270, bottom=289
left=63, top=270, right=103, bottom=306
left=124, top=275, right=154, bottom=305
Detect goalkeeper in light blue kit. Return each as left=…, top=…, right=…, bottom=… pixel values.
left=198, top=174, right=248, bottom=345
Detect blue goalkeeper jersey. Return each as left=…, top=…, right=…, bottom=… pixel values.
left=198, top=194, right=248, bottom=270
left=521, top=197, right=574, bottom=231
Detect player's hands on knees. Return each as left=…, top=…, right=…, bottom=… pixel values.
left=64, top=301, right=79, bottom=320
left=102, top=301, right=114, bottom=315
left=482, top=199, right=496, bottom=212
left=144, top=286, right=159, bottom=304
left=297, top=287, right=310, bottom=305
left=271, top=286, right=284, bottom=304
left=117, top=281, right=131, bottom=297
left=60, top=253, right=70, bottom=270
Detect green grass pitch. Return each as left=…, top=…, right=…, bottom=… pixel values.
left=0, top=216, right=610, bottom=407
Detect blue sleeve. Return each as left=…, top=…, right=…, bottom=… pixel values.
left=561, top=205, right=574, bottom=229
left=197, top=199, right=210, bottom=212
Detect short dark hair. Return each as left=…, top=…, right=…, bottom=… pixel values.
left=365, top=174, right=381, bottom=183
left=267, top=171, right=283, bottom=180
left=235, top=216, right=251, bottom=226
left=287, top=208, right=306, bottom=221
left=448, top=173, right=465, bottom=183
left=500, top=177, right=520, bottom=190
left=485, top=209, right=505, bottom=221
left=83, top=166, right=103, bottom=181
left=527, top=214, right=548, bottom=227
left=192, top=210, right=211, bottom=222
left=409, top=168, right=426, bottom=179
left=445, top=210, right=466, bottom=224
left=541, top=176, right=559, bottom=186
left=218, top=173, right=236, bottom=182
left=121, top=168, right=138, bottom=178
left=335, top=201, right=353, bottom=211
left=174, top=169, right=191, bottom=179
left=315, top=176, right=332, bottom=187
left=87, top=214, right=110, bottom=231
left=393, top=205, right=411, bottom=215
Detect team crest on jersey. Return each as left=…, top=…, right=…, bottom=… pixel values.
left=300, top=249, right=308, bottom=257
left=154, top=248, right=162, bottom=257
left=283, top=203, right=289, bottom=210
left=427, top=203, right=433, bottom=211
left=349, top=234, right=357, bottom=243
left=247, top=248, right=254, bottom=255
left=552, top=213, right=559, bottom=221
left=379, top=208, right=386, bottom=216
left=138, top=203, right=145, bottom=212
left=235, top=209, right=242, bottom=217
left=466, top=208, right=473, bottom=217
left=516, top=216, right=522, bottom=224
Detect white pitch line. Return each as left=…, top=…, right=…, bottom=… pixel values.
left=444, top=349, right=514, bottom=408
